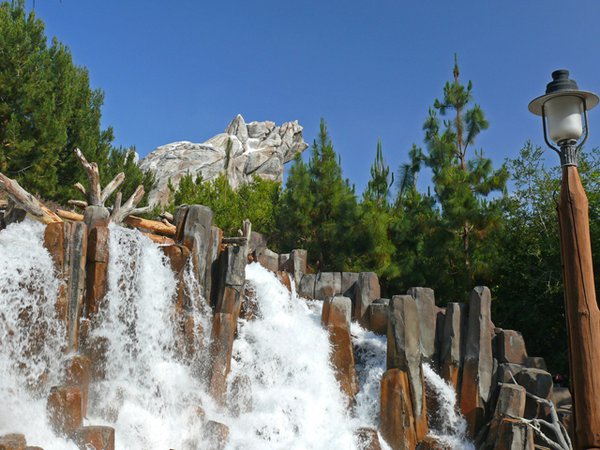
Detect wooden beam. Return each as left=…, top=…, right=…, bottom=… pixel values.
left=0, top=172, right=62, bottom=224
left=141, top=231, right=175, bottom=245
left=124, top=214, right=176, bottom=236
left=56, top=209, right=84, bottom=222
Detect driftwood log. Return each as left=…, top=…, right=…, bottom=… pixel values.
left=72, top=148, right=147, bottom=225
left=0, top=172, right=62, bottom=224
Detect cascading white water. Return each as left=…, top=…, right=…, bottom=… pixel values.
left=88, top=224, right=213, bottom=450
left=225, top=263, right=357, bottom=449
left=1, top=220, right=475, bottom=450
left=423, top=364, right=475, bottom=450
left=351, top=323, right=387, bottom=429
left=0, top=221, right=77, bottom=449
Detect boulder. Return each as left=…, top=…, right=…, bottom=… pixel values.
left=514, top=368, right=553, bottom=418
left=407, top=287, right=437, bottom=366
left=387, top=295, right=427, bottom=440
left=278, top=253, right=290, bottom=271
left=228, top=374, right=253, bottom=417
left=0, top=434, right=26, bottom=450
left=248, top=231, right=267, bottom=253
left=255, top=247, right=279, bottom=273
left=298, top=274, right=316, bottom=299
left=380, top=369, right=417, bottom=450
left=314, top=272, right=341, bottom=300
left=181, top=205, right=213, bottom=300
left=64, top=355, right=91, bottom=417
left=208, top=313, right=236, bottom=405
left=160, top=244, right=191, bottom=312
left=493, top=418, right=534, bottom=450
left=321, top=296, right=358, bottom=401
left=72, top=426, right=115, bottom=450
left=417, top=436, right=452, bottom=450
left=140, top=115, right=308, bottom=206
left=355, top=428, right=382, bottom=450
left=287, top=249, right=307, bottom=287
left=204, top=421, right=229, bottom=450
left=496, top=330, right=528, bottom=365
left=460, top=286, right=494, bottom=438
left=341, top=272, right=359, bottom=298
left=83, top=206, right=109, bottom=229
left=354, top=272, right=380, bottom=321
left=440, top=302, right=464, bottom=391
left=485, top=381, right=527, bottom=448
left=47, top=385, right=83, bottom=437
left=524, top=357, right=547, bottom=371
left=361, top=299, right=389, bottom=335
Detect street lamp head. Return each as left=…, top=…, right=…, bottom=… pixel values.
left=529, top=70, right=599, bottom=165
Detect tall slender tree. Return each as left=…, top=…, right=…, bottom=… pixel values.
left=418, top=56, right=508, bottom=295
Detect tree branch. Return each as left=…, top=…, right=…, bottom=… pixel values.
left=74, top=148, right=101, bottom=205
left=100, top=172, right=125, bottom=205
left=0, top=172, right=62, bottom=224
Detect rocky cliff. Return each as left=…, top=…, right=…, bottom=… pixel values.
left=139, top=115, right=308, bottom=207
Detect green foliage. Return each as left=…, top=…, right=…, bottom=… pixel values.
left=392, top=57, right=508, bottom=301
left=170, top=173, right=280, bottom=236
left=0, top=1, right=152, bottom=204
left=275, top=119, right=361, bottom=271
left=491, top=142, right=600, bottom=375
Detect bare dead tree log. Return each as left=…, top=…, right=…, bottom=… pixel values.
left=74, top=182, right=87, bottom=198
left=68, top=199, right=88, bottom=210
left=123, top=214, right=176, bottom=236
left=100, top=172, right=125, bottom=205
left=0, top=172, right=62, bottom=224
left=74, top=148, right=102, bottom=205
left=56, top=209, right=84, bottom=222
left=110, top=185, right=144, bottom=224
left=507, top=372, right=572, bottom=450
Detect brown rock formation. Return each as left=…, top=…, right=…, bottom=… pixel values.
left=321, top=296, right=358, bottom=402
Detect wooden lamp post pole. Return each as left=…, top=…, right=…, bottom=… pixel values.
left=530, top=70, right=600, bottom=450
left=557, top=146, right=600, bottom=449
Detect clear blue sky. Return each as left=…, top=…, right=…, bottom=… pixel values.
left=31, top=0, right=600, bottom=193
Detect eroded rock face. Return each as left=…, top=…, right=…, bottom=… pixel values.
left=140, top=115, right=308, bottom=206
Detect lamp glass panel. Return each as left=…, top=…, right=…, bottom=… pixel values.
left=545, top=95, right=584, bottom=143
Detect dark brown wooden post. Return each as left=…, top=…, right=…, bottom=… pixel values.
left=557, top=164, right=600, bottom=449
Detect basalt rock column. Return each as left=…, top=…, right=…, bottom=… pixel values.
left=381, top=295, right=428, bottom=449
left=43, top=221, right=88, bottom=350
left=440, top=302, right=465, bottom=391
left=460, top=286, right=494, bottom=438
left=354, top=272, right=380, bottom=322
left=321, top=296, right=358, bottom=402
left=85, top=225, right=109, bottom=319
left=160, top=244, right=194, bottom=357
left=180, top=205, right=214, bottom=302
left=209, top=242, right=247, bottom=405
left=407, top=287, right=438, bottom=368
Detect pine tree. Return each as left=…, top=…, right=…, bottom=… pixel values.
left=418, top=56, right=508, bottom=296
left=275, top=119, right=360, bottom=270
left=363, top=139, right=394, bottom=207
left=355, top=140, right=397, bottom=282
left=0, top=1, right=152, bottom=203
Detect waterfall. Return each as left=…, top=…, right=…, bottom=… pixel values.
left=423, top=363, right=475, bottom=450
left=225, top=263, right=358, bottom=449
left=0, top=221, right=77, bottom=449
left=88, top=224, right=213, bottom=450
left=0, top=220, right=474, bottom=450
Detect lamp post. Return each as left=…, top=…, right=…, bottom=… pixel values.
left=529, top=70, right=600, bottom=449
